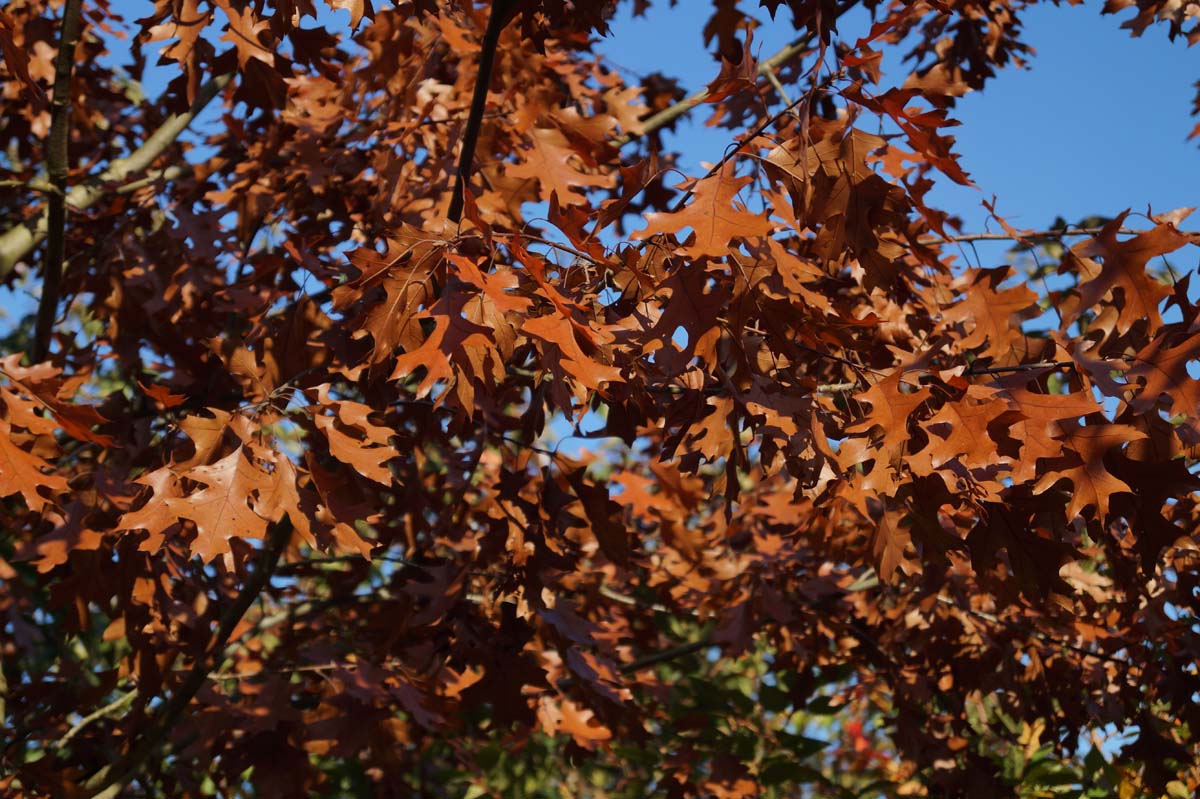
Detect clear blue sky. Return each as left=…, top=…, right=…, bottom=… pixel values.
left=598, top=1, right=1200, bottom=240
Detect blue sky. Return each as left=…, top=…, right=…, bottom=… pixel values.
left=599, top=1, right=1200, bottom=243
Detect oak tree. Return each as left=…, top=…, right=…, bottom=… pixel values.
left=1, top=0, right=1200, bottom=797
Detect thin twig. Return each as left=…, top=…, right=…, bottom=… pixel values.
left=611, top=34, right=819, bottom=149
left=32, top=0, right=84, bottom=362
left=53, top=689, right=137, bottom=751
left=619, top=638, right=712, bottom=673
left=83, top=519, right=293, bottom=798
left=934, top=595, right=1135, bottom=668
left=668, top=92, right=806, bottom=216
left=919, top=226, right=1147, bottom=245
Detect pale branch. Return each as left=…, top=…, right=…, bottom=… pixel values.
left=922, top=226, right=1145, bottom=244
left=611, top=36, right=815, bottom=149
left=0, top=73, right=232, bottom=281
left=965, top=360, right=1074, bottom=375
left=0, top=179, right=59, bottom=193
left=113, top=164, right=192, bottom=196
left=32, top=0, right=84, bottom=362
left=83, top=519, right=292, bottom=798
left=276, top=553, right=423, bottom=573
left=764, top=68, right=793, bottom=105
left=53, top=689, right=137, bottom=751
left=447, top=0, right=514, bottom=226
left=597, top=585, right=677, bottom=616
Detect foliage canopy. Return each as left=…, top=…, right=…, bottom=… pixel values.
left=1, top=0, right=1200, bottom=796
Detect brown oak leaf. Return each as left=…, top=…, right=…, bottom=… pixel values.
left=633, top=162, right=773, bottom=259
left=1033, top=422, right=1148, bottom=521
left=942, top=267, right=1040, bottom=361
left=506, top=126, right=617, bottom=206
left=166, top=447, right=274, bottom=562
left=1060, top=211, right=1191, bottom=337
left=0, top=419, right=66, bottom=512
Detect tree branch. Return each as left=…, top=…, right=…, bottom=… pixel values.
left=53, top=689, right=137, bottom=752
left=921, top=226, right=1146, bottom=244
left=0, top=73, right=232, bottom=281
left=617, top=638, right=712, bottom=673
left=611, top=35, right=816, bottom=149
left=82, top=519, right=292, bottom=798
left=0, top=650, right=7, bottom=735
left=447, top=0, right=514, bottom=226
left=31, top=0, right=84, bottom=362
left=934, top=595, right=1135, bottom=668
left=964, top=360, right=1075, bottom=375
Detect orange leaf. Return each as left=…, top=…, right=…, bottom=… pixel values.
left=166, top=448, right=274, bottom=562
left=942, top=267, right=1040, bottom=361
left=633, top=162, right=773, bottom=259
left=313, top=412, right=398, bottom=486
left=523, top=314, right=622, bottom=392
left=1061, top=211, right=1191, bottom=337
left=537, top=695, right=612, bottom=749
left=0, top=419, right=65, bottom=512
left=1033, top=423, right=1148, bottom=521
left=507, top=126, right=617, bottom=207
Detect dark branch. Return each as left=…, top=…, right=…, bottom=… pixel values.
left=83, top=519, right=293, bottom=798
left=447, top=0, right=514, bottom=226
left=32, top=0, right=84, bottom=362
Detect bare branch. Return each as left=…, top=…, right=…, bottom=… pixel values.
left=31, top=0, right=85, bottom=362
left=53, top=689, right=137, bottom=752
left=83, top=519, right=292, bottom=798
left=447, top=0, right=514, bottom=226
left=0, top=73, right=232, bottom=281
